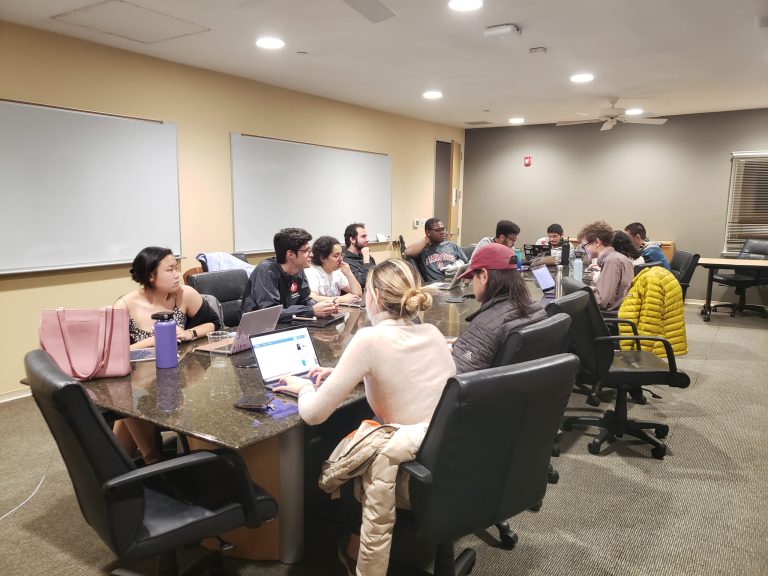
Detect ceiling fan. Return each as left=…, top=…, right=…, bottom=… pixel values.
left=556, top=98, right=668, bottom=131
left=235, top=0, right=395, bottom=23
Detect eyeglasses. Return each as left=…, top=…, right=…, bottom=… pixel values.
left=580, top=239, right=595, bottom=250
left=429, top=227, right=447, bottom=233
left=297, top=247, right=312, bottom=254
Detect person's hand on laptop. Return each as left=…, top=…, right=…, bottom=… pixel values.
left=307, top=366, right=333, bottom=386
left=313, top=300, right=339, bottom=317
left=273, top=375, right=312, bottom=396
left=338, top=293, right=362, bottom=304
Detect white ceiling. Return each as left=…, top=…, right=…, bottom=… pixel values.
left=2, top=0, right=768, bottom=128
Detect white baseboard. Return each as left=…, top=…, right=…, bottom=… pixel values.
left=0, top=388, right=31, bottom=404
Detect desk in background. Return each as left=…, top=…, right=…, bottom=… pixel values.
left=697, top=258, right=768, bottom=322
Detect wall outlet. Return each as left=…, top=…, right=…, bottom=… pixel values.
left=413, top=218, right=427, bottom=229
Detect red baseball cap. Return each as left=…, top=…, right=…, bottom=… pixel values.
left=457, top=243, right=517, bottom=279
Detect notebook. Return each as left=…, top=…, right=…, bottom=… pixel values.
left=530, top=265, right=556, bottom=295
left=430, top=262, right=470, bottom=290
left=250, top=326, right=320, bottom=387
left=195, top=305, right=283, bottom=355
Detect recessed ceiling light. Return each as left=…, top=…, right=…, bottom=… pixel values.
left=508, top=117, right=525, bottom=125
left=625, top=108, right=643, bottom=116
left=570, top=73, right=594, bottom=83
left=423, top=90, right=443, bottom=100
left=255, top=36, right=285, bottom=50
left=448, top=0, right=483, bottom=12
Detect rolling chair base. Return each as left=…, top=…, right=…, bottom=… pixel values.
left=711, top=302, right=768, bottom=319
left=563, top=396, right=669, bottom=459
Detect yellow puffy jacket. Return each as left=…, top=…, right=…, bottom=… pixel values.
left=618, top=266, right=687, bottom=357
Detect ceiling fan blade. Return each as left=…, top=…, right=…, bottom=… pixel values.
left=600, top=119, right=616, bottom=131
left=341, top=0, right=396, bottom=23
left=555, top=119, right=601, bottom=126
left=623, top=117, right=668, bottom=125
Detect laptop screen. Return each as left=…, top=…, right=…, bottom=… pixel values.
left=250, top=327, right=319, bottom=383
left=531, top=265, right=556, bottom=292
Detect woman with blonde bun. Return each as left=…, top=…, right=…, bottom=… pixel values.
left=275, top=259, right=455, bottom=574
left=275, top=258, right=455, bottom=426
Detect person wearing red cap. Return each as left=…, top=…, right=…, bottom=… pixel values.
left=451, top=243, right=546, bottom=373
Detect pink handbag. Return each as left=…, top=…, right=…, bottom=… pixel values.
left=40, top=307, right=131, bottom=380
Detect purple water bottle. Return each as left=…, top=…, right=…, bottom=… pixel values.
left=152, top=311, right=178, bottom=369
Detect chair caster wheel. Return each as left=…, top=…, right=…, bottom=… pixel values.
left=562, top=420, right=573, bottom=432
left=551, top=445, right=560, bottom=457
left=655, top=426, right=669, bottom=439
left=651, top=444, right=667, bottom=459
left=548, top=469, right=559, bottom=484
left=700, top=308, right=706, bottom=315
left=587, top=441, right=601, bottom=455
left=703, top=316, right=710, bottom=322
left=586, top=395, right=601, bottom=407
left=529, top=502, right=542, bottom=512
left=496, top=522, right=518, bottom=550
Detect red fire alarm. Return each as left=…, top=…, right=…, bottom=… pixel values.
left=524, top=155, right=532, bottom=167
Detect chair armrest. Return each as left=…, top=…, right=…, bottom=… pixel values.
left=402, top=461, right=433, bottom=485
left=103, top=451, right=219, bottom=492
left=595, top=335, right=678, bottom=372
left=603, top=318, right=640, bottom=348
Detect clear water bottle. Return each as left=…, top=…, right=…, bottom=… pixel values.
left=152, top=311, right=178, bottom=369
left=571, top=257, right=583, bottom=282
left=555, top=265, right=563, bottom=299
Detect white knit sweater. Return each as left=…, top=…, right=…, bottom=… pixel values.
left=297, top=316, right=456, bottom=426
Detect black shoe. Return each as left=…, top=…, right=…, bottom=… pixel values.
left=337, top=534, right=357, bottom=576
left=629, top=390, right=647, bottom=405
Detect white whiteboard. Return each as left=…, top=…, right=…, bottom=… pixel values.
left=0, top=100, right=180, bottom=274
left=231, top=134, right=391, bottom=252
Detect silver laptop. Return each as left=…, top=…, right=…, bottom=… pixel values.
left=250, top=326, right=320, bottom=387
left=196, top=305, right=283, bottom=355
left=530, top=265, right=556, bottom=296
left=431, top=262, right=470, bottom=290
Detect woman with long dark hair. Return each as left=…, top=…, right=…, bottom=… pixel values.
left=452, top=243, right=546, bottom=373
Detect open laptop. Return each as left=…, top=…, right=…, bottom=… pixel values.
left=196, top=305, right=283, bottom=355
left=530, top=265, right=556, bottom=297
left=523, top=244, right=551, bottom=264
left=250, top=326, right=320, bottom=395
left=430, top=262, right=470, bottom=290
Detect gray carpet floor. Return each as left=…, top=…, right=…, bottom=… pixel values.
left=1, top=305, right=766, bottom=575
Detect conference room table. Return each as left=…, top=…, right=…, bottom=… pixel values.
left=696, top=257, right=768, bottom=322
left=81, top=290, right=484, bottom=564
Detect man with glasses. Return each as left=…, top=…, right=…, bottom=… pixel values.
left=241, top=227, right=338, bottom=323
left=577, top=221, right=634, bottom=312
left=404, top=218, right=468, bottom=282
left=472, top=220, right=520, bottom=255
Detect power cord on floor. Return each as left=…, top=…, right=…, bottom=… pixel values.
left=0, top=444, right=55, bottom=521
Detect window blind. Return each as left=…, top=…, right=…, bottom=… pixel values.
left=724, top=151, right=768, bottom=254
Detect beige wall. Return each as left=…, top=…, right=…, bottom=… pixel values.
left=462, top=109, right=768, bottom=301
left=0, top=22, right=464, bottom=396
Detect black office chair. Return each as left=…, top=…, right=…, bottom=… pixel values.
left=461, top=245, right=475, bottom=261
left=399, top=234, right=427, bottom=281
left=489, top=313, right=573, bottom=545
left=398, top=354, right=579, bottom=576
left=711, top=239, right=768, bottom=318
left=24, top=349, right=278, bottom=576
left=186, top=269, right=249, bottom=328
left=546, top=288, right=690, bottom=458
left=669, top=249, right=700, bottom=300
left=633, top=261, right=662, bottom=276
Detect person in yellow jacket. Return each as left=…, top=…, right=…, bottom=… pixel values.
left=618, top=266, right=687, bottom=357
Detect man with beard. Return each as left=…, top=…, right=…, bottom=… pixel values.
left=342, top=222, right=376, bottom=289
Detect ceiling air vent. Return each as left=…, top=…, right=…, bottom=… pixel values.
left=465, top=121, right=494, bottom=126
